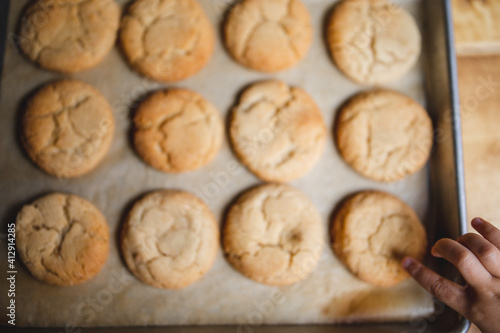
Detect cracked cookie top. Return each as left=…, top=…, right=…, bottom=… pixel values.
left=18, top=0, right=120, bottom=73
left=453, top=0, right=500, bottom=55
left=120, top=190, right=219, bottom=289
left=335, top=89, right=432, bottom=182
left=327, top=0, right=421, bottom=84
left=224, top=184, right=324, bottom=286
left=331, top=190, right=427, bottom=287
left=224, top=0, right=312, bottom=72
left=22, top=80, right=115, bottom=178
left=133, top=88, right=224, bottom=173
left=120, top=0, right=215, bottom=82
left=229, top=80, right=326, bottom=183
left=15, top=193, right=109, bottom=286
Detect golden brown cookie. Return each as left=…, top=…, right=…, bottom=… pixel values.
left=229, top=80, right=326, bottom=182
left=327, top=0, right=421, bottom=84
left=120, top=0, right=215, bottom=82
left=120, top=190, right=219, bottom=289
left=16, top=193, right=109, bottom=286
left=335, top=89, right=433, bottom=182
left=452, top=0, right=500, bottom=55
left=224, top=0, right=312, bottom=72
left=224, top=184, right=325, bottom=286
left=331, top=191, right=427, bottom=287
left=133, top=89, right=224, bottom=173
left=21, top=80, right=115, bottom=178
left=18, top=0, right=120, bottom=73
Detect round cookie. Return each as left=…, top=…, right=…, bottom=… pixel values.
left=230, top=80, right=326, bottom=182
left=335, top=89, right=433, bottom=182
left=121, top=190, right=219, bottom=289
left=133, top=89, right=224, bottom=173
left=120, top=0, right=215, bottom=82
left=224, top=184, right=324, bottom=286
left=327, top=0, right=421, bottom=84
left=331, top=191, right=427, bottom=287
left=22, top=80, right=115, bottom=178
left=18, top=0, right=120, bottom=73
left=15, top=193, right=109, bottom=286
left=224, top=0, right=312, bottom=72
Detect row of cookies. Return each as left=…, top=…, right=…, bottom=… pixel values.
left=21, top=79, right=433, bottom=182
left=15, top=185, right=427, bottom=288
left=14, top=0, right=431, bottom=296
left=17, top=0, right=421, bottom=84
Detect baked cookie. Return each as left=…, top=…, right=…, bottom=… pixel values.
left=224, top=184, right=324, bottom=286
left=18, top=0, right=120, bottom=73
left=335, top=89, right=433, bottom=182
left=327, top=0, right=421, bottom=84
left=121, top=190, right=219, bottom=289
left=22, top=80, right=115, bottom=178
left=120, top=0, right=215, bottom=82
left=133, top=89, right=224, bottom=173
left=331, top=190, right=427, bottom=287
left=16, top=193, right=109, bottom=286
left=224, top=0, right=312, bottom=72
left=452, top=0, right=500, bottom=55
left=230, top=80, right=326, bottom=182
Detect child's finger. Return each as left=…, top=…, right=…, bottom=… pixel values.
left=431, top=238, right=491, bottom=285
left=472, top=218, right=500, bottom=250
left=458, top=233, right=500, bottom=278
left=402, top=257, right=466, bottom=315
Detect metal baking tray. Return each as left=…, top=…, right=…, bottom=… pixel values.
left=0, top=0, right=469, bottom=331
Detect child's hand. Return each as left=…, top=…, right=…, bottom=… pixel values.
left=402, top=218, right=500, bottom=333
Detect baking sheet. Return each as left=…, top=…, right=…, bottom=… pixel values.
left=458, top=56, right=500, bottom=229
left=0, top=0, right=433, bottom=327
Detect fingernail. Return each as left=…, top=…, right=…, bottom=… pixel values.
left=402, top=257, right=414, bottom=270
left=431, top=245, right=443, bottom=258
left=471, top=218, right=484, bottom=228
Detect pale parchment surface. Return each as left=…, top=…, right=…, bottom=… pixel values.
left=0, top=0, right=433, bottom=327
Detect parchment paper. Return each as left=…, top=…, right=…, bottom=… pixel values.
left=0, top=0, right=434, bottom=327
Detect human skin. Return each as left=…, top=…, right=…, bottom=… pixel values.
left=403, top=218, right=500, bottom=333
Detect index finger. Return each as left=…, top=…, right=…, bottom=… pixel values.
left=402, top=257, right=467, bottom=316
left=472, top=218, right=500, bottom=249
